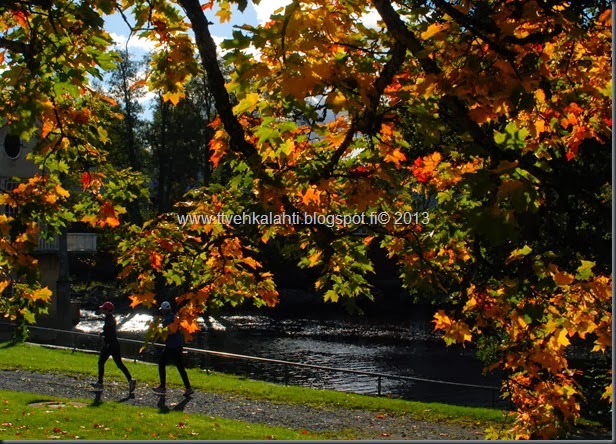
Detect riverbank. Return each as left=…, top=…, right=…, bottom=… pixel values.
left=0, top=342, right=506, bottom=440
left=0, top=368, right=487, bottom=440
left=0, top=342, right=611, bottom=440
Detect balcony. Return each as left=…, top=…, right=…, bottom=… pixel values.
left=36, top=233, right=97, bottom=253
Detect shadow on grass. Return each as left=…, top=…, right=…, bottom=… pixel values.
left=90, top=390, right=103, bottom=407
left=1, top=340, right=20, bottom=349
left=156, top=393, right=192, bottom=413
left=118, top=391, right=136, bottom=403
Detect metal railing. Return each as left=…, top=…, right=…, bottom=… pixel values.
left=1, top=322, right=502, bottom=407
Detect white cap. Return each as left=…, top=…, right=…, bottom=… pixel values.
left=160, top=301, right=171, bottom=310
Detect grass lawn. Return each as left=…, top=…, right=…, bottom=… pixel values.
left=0, top=389, right=324, bottom=440
left=0, top=341, right=510, bottom=434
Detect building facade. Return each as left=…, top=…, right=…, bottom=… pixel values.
left=1, top=123, right=94, bottom=329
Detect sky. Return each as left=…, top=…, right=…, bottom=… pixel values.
left=104, top=1, right=291, bottom=56
left=105, top=0, right=380, bottom=57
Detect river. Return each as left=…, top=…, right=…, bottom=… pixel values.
left=67, top=307, right=505, bottom=408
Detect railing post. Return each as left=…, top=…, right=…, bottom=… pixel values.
left=284, top=364, right=289, bottom=386
left=377, top=375, right=382, bottom=396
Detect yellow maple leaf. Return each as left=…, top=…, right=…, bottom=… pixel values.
left=555, top=328, right=570, bottom=347
left=512, top=312, right=528, bottom=329
left=180, top=319, right=199, bottom=334
left=592, top=332, right=611, bottom=353
left=449, top=321, right=473, bottom=344
left=243, top=256, right=261, bottom=269
left=308, top=250, right=322, bottom=267
left=0, top=280, right=10, bottom=294
left=384, top=148, right=407, bottom=166
left=30, top=288, right=52, bottom=302
left=162, top=90, right=184, bottom=106
left=233, top=92, right=260, bottom=114
left=544, top=317, right=560, bottom=335
left=81, top=214, right=98, bottom=226
left=462, top=295, right=477, bottom=313
left=41, top=118, right=55, bottom=139
left=421, top=22, right=448, bottom=40
left=215, top=4, right=232, bottom=23
left=55, top=184, right=70, bottom=199
left=534, top=89, right=546, bottom=104
left=44, top=193, right=58, bottom=204
left=601, top=383, right=612, bottom=401
left=432, top=309, right=452, bottom=330
left=325, top=90, right=347, bottom=112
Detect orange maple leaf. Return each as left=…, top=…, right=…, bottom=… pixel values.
left=96, top=200, right=120, bottom=228
left=180, top=319, right=199, bottom=334
left=129, top=291, right=156, bottom=308
left=411, top=152, right=441, bottom=183
left=149, top=251, right=163, bottom=270
left=302, top=186, right=321, bottom=206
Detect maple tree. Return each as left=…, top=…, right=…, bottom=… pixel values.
left=1, top=0, right=612, bottom=438
left=0, top=0, right=148, bottom=335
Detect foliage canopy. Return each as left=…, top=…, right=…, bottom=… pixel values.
left=0, top=0, right=611, bottom=438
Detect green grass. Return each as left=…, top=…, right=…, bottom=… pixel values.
left=0, top=341, right=510, bottom=431
left=0, top=389, right=323, bottom=440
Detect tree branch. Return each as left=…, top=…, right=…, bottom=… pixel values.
left=178, top=0, right=260, bottom=167
left=0, top=36, right=30, bottom=56
left=371, top=0, right=551, bottom=182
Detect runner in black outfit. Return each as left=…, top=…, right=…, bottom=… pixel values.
left=91, top=301, right=136, bottom=392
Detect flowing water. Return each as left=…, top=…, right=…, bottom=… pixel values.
left=66, top=308, right=505, bottom=408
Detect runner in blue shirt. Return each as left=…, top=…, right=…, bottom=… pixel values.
left=152, top=301, right=194, bottom=396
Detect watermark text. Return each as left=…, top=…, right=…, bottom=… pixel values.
left=176, top=211, right=430, bottom=228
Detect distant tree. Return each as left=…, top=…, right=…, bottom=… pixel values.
left=105, top=48, right=148, bottom=172
left=146, top=72, right=217, bottom=213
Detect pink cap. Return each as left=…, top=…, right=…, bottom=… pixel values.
left=99, top=301, right=114, bottom=311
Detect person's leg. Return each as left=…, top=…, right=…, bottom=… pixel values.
left=93, top=344, right=110, bottom=388
left=158, top=347, right=170, bottom=388
left=97, top=344, right=111, bottom=383
left=110, top=342, right=132, bottom=381
left=173, top=348, right=191, bottom=389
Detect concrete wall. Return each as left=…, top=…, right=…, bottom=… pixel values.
left=1, top=124, right=80, bottom=330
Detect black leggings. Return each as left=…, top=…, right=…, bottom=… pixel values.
left=159, top=347, right=191, bottom=389
left=98, top=341, right=132, bottom=382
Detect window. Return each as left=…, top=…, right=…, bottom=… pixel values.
left=3, top=134, right=22, bottom=159
left=0, top=178, right=18, bottom=216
